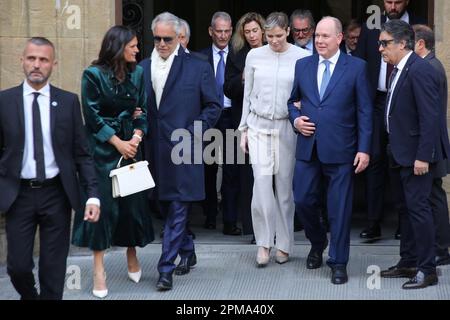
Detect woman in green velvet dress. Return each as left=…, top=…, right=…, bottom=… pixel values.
left=72, top=26, right=154, bottom=298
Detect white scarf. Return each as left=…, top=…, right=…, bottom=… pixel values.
left=151, top=44, right=180, bottom=109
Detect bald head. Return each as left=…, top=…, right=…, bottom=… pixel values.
left=315, top=17, right=343, bottom=59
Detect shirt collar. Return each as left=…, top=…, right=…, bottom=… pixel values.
left=396, top=51, right=413, bottom=72
left=386, top=11, right=410, bottom=23
left=319, top=49, right=341, bottom=65
left=23, top=80, right=50, bottom=98
left=213, top=44, right=228, bottom=55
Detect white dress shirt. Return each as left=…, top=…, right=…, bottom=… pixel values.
left=22, top=81, right=100, bottom=207
left=378, top=11, right=410, bottom=92
left=385, top=51, right=413, bottom=133
left=22, top=81, right=59, bottom=180
left=212, top=44, right=232, bottom=108
left=317, top=50, right=341, bottom=93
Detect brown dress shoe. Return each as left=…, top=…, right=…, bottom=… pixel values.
left=380, top=265, right=417, bottom=278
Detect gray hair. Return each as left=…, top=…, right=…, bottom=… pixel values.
left=264, top=12, right=289, bottom=31
left=211, top=11, right=232, bottom=28
left=179, top=18, right=191, bottom=39
left=24, top=37, right=55, bottom=57
left=381, top=19, right=415, bottom=50
left=151, top=12, right=181, bottom=36
left=318, top=16, right=343, bottom=34
left=290, top=9, right=316, bottom=29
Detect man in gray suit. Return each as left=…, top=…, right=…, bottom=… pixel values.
left=413, top=24, right=450, bottom=266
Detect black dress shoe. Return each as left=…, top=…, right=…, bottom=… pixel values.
left=380, top=265, right=417, bottom=278
left=156, top=272, right=173, bottom=291
left=306, top=239, right=329, bottom=269
left=402, top=271, right=438, bottom=290
left=359, top=224, right=381, bottom=239
left=331, top=266, right=348, bottom=285
left=250, top=236, right=256, bottom=245
left=174, top=253, right=197, bottom=276
left=223, top=224, right=242, bottom=235
left=436, top=254, right=450, bottom=266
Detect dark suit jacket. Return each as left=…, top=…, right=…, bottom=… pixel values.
left=288, top=53, right=373, bottom=164
left=224, top=45, right=250, bottom=128
left=354, top=13, right=426, bottom=95
left=424, top=52, right=450, bottom=176
left=386, top=52, right=446, bottom=167
left=0, top=84, right=99, bottom=212
left=139, top=46, right=222, bottom=201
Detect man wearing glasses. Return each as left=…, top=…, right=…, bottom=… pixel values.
left=353, top=0, right=426, bottom=241
left=139, top=12, right=222, bottom=291
left=378, top=20, right=446, bottom=289
left=289, top=9, right=317, bottom=55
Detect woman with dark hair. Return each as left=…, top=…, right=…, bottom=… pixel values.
left=72, top=25, right=154, bottom=298
left=224, top=12, right=265, bottom=241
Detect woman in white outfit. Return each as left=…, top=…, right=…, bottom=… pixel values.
left=239, top=12, right=309, bottom=267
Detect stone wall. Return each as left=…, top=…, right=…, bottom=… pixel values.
left=0, top=0, right=117, bottom=264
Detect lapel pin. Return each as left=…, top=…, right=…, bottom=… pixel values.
left=51, top=101, right=58, bottom=107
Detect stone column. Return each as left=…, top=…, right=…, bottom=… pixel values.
left=0, top=0, right=117, bottom=264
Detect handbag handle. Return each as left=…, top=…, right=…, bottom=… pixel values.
left=116, top=156, right=137, bottom=169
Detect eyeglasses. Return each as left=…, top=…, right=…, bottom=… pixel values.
left=154, top=36, right=174, bottom=44
left=377, top=39, right=395, bottom=48
left=292, top=27, right=312, bottom=34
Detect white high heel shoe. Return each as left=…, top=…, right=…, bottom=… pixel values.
left=92, top=272, right=108, bottom=299
left=128, top=269, right=142, bottom=283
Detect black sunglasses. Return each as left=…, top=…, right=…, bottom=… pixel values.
left=377, top=39, right=395, bottom=48
left=292, top=27, right=312, bottom=34
left=154, top=36, right=174, bottom=44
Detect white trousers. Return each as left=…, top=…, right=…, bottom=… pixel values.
left=247, top=117, right=296, bottom=253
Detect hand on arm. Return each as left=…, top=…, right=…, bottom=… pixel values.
left=294, top=116, right=316, bottom=137
left=109, top=135, right=138, bottom=159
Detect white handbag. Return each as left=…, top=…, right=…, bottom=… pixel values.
left=109, top=156, right=155, bottom=198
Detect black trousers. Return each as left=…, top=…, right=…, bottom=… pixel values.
left=387, top=146, right=436, bottom=275
left=5, top=179, right=71, bottom=300
left=365, top=91, right=389, bottom=224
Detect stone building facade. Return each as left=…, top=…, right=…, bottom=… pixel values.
left=0, top=0, right=449, bottom=264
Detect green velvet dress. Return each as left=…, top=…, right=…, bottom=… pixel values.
left=72, top=65, right=154, bottom=251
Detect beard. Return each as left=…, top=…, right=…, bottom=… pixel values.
left=26, top=71, right=49, bottom=85
left=387, top=8, right=407, bottom=20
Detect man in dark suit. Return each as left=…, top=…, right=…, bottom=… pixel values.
left=413, top=24, right=450, bottom=266
left=340, top=19, right=361, bottom=56
left=139, top=12, right=221, bottom=290
left=288, top=17, right=373, bottom=285
left=290, top=9, right=317, bottom=55
left=200, top=12, right=242, bottom=236
left=379, top=20, right=447, bottom=289
left=0, top=37, right=100, bottom=300
left=354, top=0, right=426, bottom=240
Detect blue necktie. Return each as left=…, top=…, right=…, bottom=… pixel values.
left=319, top=60, right=331, bottom=100
left=216, top=50, right=225, bottom=106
